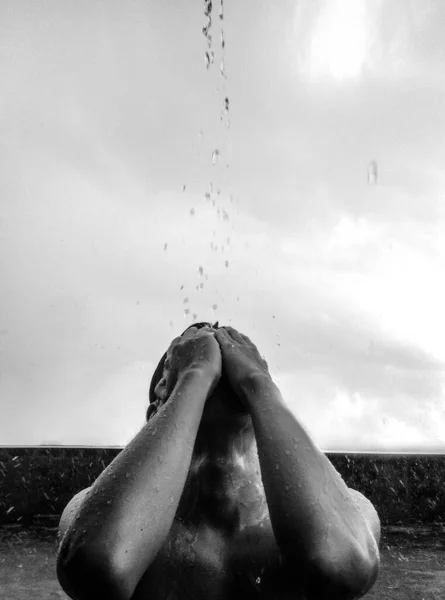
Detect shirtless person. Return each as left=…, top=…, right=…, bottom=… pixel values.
left=57, top=322, right=380, bottom=600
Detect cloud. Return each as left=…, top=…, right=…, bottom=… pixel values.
left=1, top=0, right=444, bottom=450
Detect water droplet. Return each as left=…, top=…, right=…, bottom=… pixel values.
left=199, top=282, right=204, bottom=289
left=285, top=485, right=289, bottom=491
left=180, top=285, right=184, bottom=290
left=158, top=456, right=163, bottom=464
left=256, top=577, right=261, bottom=585
left=184, top=308, right=190, bottom=315
left=125, top=472, right=130, bottom=478
left=192, top=313, right=198, bottom=320
left=212, top=304, right=218, bottom=311
left=190, top=207, right=195, bottom=216
left=155, top=485, right=160, bottom=493
left=275, top=464, right=279, bottom=470
left=183, top=298, right=189, bottom=304
left=205, top=192, right=211, bottom=202
left=285, top=450, right=290, bottom=455
left=107, top=500, right=112, bottom=505
left=182, top=185, right=186, bottom=192
left=225, top=260, right=229, bottom=267
left=236, top=296, right=240, bottom=301
left=163, top=243, right=168, bottom=251
left=368, top=160, right=378, bottom=184
left=205, top=51, right=214, bottom=68
left=224, top=97, right=229, bottom=112
left=221, top=31, right=225, bottom=48
left=222, top=210, right=229, bottom=222
left=212, top=149, right=220, bottom=165
left=202, top=18, right=211, bottom=37
left=198, top=266, right=204, bottom=276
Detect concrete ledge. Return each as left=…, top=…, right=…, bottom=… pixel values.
left=1, top=448, right=445, bottom=526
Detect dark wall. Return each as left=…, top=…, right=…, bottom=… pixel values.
left=1, top=448, right=445, bottom=526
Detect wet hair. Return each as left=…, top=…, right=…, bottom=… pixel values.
left=147, top=321, right=219, bottom=420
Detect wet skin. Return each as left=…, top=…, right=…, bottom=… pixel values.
left=57, top=326, right=381, bottom=600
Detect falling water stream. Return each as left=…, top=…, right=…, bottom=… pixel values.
left=174, top=0, right=238, bottom=325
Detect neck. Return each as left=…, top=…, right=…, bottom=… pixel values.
left=177, top=428, right=267, bottom=533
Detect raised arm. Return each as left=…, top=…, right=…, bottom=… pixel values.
left=57, top=327, right=221, bottom=600
left=215, top=327, right=380, bottom=600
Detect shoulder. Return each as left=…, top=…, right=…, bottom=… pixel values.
left=349, top=488, right=381, bottom=546
left=58, top=487, right=91, bottom=544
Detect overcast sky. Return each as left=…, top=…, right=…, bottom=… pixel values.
left=1, top=0, right=445, bottom=451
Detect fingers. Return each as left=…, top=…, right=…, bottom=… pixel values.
left=154, top=378, right=168, bottom=401
left=166, top=336, right=183, bottom=357
left=181, top=327, right=199, bottom=340
left=221, top=326, right=244, bottom=344
left=214, top=328, right=233, bottom=346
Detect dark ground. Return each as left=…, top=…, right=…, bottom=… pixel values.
left=0, top=525, right=444, bottom=599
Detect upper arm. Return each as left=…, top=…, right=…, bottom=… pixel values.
left=58, top=487, right=91, bottom=546
left=349, top=488, right=381, bottom=547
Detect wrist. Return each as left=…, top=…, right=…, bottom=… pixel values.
left=239, top=372, right=276, bottom=407
left=176, top=367, right=216, bottom=394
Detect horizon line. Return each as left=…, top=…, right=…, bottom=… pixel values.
left=1, top=445, right=445, bottom=455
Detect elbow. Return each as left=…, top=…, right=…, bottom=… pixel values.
left=303, top=543, right=380, bottom=600
left=57, top=543, right=135, bottom=600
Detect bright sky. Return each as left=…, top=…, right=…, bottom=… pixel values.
left=1, top=0, right=445, bottom=451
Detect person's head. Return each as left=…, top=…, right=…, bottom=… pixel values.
left=146, top=321, right=249, bottom=429
left=146, top=321, right=219, bottom=421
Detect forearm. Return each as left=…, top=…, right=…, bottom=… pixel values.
left=61, top=369, right=212, bottom=584
left=243, top=376, right=376, bottom=568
